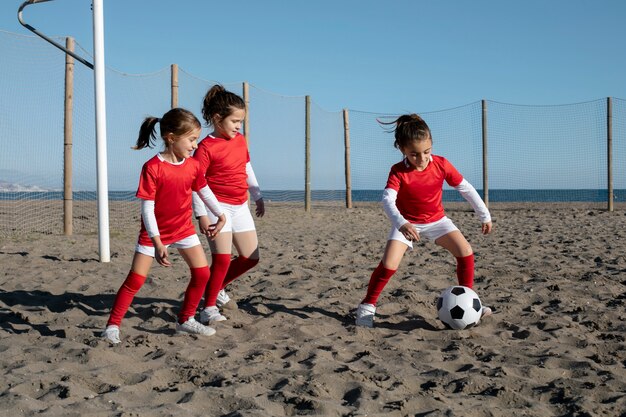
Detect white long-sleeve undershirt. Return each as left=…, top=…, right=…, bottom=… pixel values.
left=382, top=188, right=408, bottom=231
left=192, top=162, right=263, bottom=218
left=381, top=179, right=491, bottom=230
left=141, top=199, right=159, bottom=238
left=246, top=162, right=263, bottom=202
left=192, top=185, right=225, bottom=218
left=454, top=179, right=491, bottom=223
left=143, top=185, right=224, bottom=237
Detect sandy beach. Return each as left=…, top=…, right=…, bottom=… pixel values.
left=1, top=202, right=625, bottom=416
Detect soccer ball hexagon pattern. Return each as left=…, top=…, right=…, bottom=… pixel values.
left=437, top=286, right=482, bottom=330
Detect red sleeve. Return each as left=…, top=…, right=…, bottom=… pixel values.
left=239, top=133, right=250, bottom=163
left=443, top=158, right=464, bottom=187
left=385, top=166, right=401, bottom=191
left=192, top=160, right=208, bottom=192
left=136, top=162, right=157, bottom=200
left=193, top=142, right=211, bottom=176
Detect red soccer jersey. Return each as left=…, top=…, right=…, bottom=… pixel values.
left=136, top=155, right=207, bottom=246
left=385, top=155, right=463, bottom=224
left=193, top=133, right=250, bottom=205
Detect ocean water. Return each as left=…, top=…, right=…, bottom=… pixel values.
left=0, top=189, right=623, bottom=203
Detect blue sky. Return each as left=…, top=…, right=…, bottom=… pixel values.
left=1, top=0, right=625, bottom=113
left=1, top=1, right=626, bottom=195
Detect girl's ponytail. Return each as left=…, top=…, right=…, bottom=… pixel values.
left=201, top=84, right=245, bottom=126
left=133, top=117, right=160, bottom=150
left=378, top=113, right=431, bottom=149
left=132, top=108, right=200, bottom=150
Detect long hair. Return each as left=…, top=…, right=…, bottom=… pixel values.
left=201, top=84, right=246, bottom=126
left=379, top=113, right=432, bottom=149
left=133, top=108, right=201, bottom=150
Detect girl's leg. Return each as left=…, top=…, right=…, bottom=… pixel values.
left=176, top=245, right=210, bottom=324
left=356, top=240, right=410, bottom=327
left=203, top=232, right=233, bottom=308
left=362, top=239, right=408, bottom=305
left=106, top=252, right=153, bottom=327
left=221, top=230, right=259, bottom=289
left=435, top=230, right=474, bottom=288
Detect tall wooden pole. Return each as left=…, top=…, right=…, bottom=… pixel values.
left=243, top=82, right=251, bottom=206
left=63, top=37, right=74, bottom=235
left=343, top=109, right=352, bottom=208
left=171, top=64, right=178, bottom=108
left=243, top=82, right=250, bottom=145
left=482, top=99, right=489, bottom=208
left=305, top=96, right=311, bottom=212
left=607, top=97, right=613, bottom=212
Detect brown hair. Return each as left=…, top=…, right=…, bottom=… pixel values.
left=201, top=84, right=246, bottom=126
left=133, top=107, right=201, bottom=150
left=380, top=114, right=432, bottom=150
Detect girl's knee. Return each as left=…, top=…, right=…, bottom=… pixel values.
left=460, top=245, right=473, bottom=257
left=439, top=235, right=472, bottom=258
left=446, top=246, right=472, bottom=258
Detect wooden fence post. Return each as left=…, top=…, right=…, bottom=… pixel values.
left=607, top=97, right=613, bottom=212
left=63, top=37, right=74, bottom=235
left=243, top=82, right=251, bottom=206
left=171, top=64, right=178, bottom=108
left=305, top=96, right=311, bottom=212
left=343, top=109, right=352, bottom=208
left=243, top=82, right=250, bottom=145
left=482, top=99, right=489, bottom=208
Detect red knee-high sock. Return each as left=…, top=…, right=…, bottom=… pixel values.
left=203, top=254, right=231, bottom=308
left=107, top=271, right=147, bottom=327
left=362, top=262, right=397, bottom=305
left=178, top=266, right=210, bottom=324
left=221, top=256, right=259, bottom=289
left=456, top=254, right=475, bottom=289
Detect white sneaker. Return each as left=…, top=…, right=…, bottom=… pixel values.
left=102, top=325, right=121, bottom=344
left=216, top=289, right=231, bottom=308
left=355, top=303, right=376, bottom=328
left=176, top=317, right=216, bottom=336
left=199, top=306, right=227, bottom=325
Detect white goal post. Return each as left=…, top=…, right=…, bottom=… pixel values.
left=18, top=0, right=111, bottom=262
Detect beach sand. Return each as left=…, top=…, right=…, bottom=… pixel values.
left=1, top=202, right=625, bottom=416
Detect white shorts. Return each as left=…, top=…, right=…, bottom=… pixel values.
left=205, top=201, right=256, bottom=234
left=135, top=234, right=201, bottom=257
left=388, top=216, right=459, bottom=250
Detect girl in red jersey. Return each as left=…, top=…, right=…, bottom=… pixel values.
left=355, top=114, right=493, bottom=328
left=102, top=108, right=226, bottom=344
left=192, top=85, right=264, bottom=325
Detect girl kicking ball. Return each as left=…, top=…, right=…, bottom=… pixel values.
left=355, top=114, right=493, bottom=328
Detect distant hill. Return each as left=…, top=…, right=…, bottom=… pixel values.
left=0, top=181, right=49, bottom=192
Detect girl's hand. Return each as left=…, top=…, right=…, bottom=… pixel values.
left=255, top=198, right=265, bottom=218
left=154, top=243, right=171, bottom=267
left=150, top=236, right=171, bottom=267
left=481, top=221, right=493, bottom=235
left=206, top=214, right=226, bottom=239
left=399, top=222, right=419, bottom=241
left=197, top=215, right=212, bottom=235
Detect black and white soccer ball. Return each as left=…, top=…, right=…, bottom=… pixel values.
left=437, top=286, right=482, bottom=330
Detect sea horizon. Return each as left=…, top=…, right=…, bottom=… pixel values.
left=0, top=189, right=623, bottom=203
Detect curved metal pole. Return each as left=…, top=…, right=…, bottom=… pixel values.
left=17, top=0, right=94, bottom=69
left=17, top=0, right=110, bottom=262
